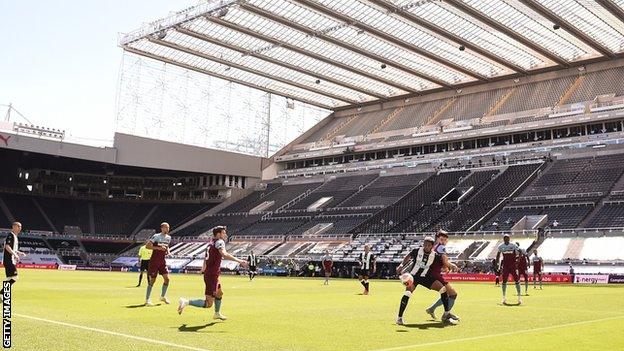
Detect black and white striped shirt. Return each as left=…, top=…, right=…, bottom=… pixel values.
left=247, top=253, right=257, bottom=267
left=360, top=251, right=375, bottom=269
left=408, top=247, right=441, bottom=277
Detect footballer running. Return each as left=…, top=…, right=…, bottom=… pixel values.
left=178, top=226, right=248, bottom=320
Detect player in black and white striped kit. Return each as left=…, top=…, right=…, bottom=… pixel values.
left=357, top=244, right=376, bottom=295
left=4, top=222, right=26, bottom=285
left=247, top=251, right=258, bottom=281
left=395, top=236, right=458, bottom=325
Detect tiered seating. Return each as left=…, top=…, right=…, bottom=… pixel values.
left=92, top=202, right=153, bottom=235
left=378, top=100, right=447, bottom=132
left=585, top=203, right=624, bottom=228
left=288, top=174, right=378, bottom=210
left=341, top=110, right=390, bottom=137
left=81, top=240, right=136, bottom=254
left=237, top=217, right=310, bottom=236
left=180, top=214, right=262, bottom=236
left=1, top=193, right=51, bottom=231
left=339, top=172, right=429, bottom=207
left=438, top=89, right=507, bottom=121
left=436, top=163, right=541, bottom=231
left=568, top=67, right=624, bottom=104
left=521, top=155, right=624, bottom=198
left=36, top=197, right=90, bottom=233
left=334, top=235, right=421, bottom=263
left=487, top=204, right=593, bottom=230
left=352, top=171, right=469, bottom=233
left=142, top=203, right=215, bottom=230
left=220, top=183, right=281, bottom=213
left=496, top=75, right=576, bottom=115
left=236, top=181, right=323, bottom=212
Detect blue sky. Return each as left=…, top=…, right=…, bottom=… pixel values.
left=0, top=1, right=195, bottom=142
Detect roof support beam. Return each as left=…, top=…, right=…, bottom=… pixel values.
left=291, top=0, right=487, bottom=81
left=150, top=38, right=358, bottom=104
left=596, top=0, right=624, bottom=25
left=122, top=45, right=336, bottom=110
left=206, top=16, right=418, bottom=94
left=366, top=0, right=528, bottom=75
left=446, top=0, right=569, bottom=67
left=523, top=0, right=615, bottom=58
left=238, top=3, right=451, bottom=89
left=175, top=26, right=386, bottom=100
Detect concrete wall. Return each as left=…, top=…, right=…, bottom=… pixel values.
left=113, top=133, right=263, bottom=177
left=0, top=129, right=264, bottom=178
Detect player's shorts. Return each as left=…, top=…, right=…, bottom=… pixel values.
left=204, top=274, right=221, bottom=296
left=501, top=266, right=519, bottom=282
left=147, top=260, right=168, bottom=277
left=533, top=267, right=542, bottom=275
left=140, top=259, right=150, bottom=271
left=429, top=272, right=447, bottom=286
left=249, top=265, right=257, bottom=272
left=358, top=268, right=371, bottom=277
left=413, top=275, right=438, bottom=290
left=3, top=260, right=17, bottom=278
left=323, top=263, right=332, bottom=272
left=517, top=265, right=528, bottom=276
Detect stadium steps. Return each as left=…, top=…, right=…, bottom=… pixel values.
left=467, top=162, right=547, bottom=232
left=131, top=205, right=158, bottom=237
left=31, top=197, right=59, bottom=233
left=368, top=105, right=405, bottom=135
left=577, top=203, right=602, bottom=228
left=562, top=237, right=585, bottom=260
left=88, top=203, right=95, bottom=234
left=171, top=188, right=255, bottom=235
left=322, top=113, right=358, bottom=141
left=485, top=87, right=516, bottom=117
left=276, top=182, right=326, bottom=212
left=556, top=75, right=586, bottom=107
left=425, top=97, right=456, bottom=126
left=334, top=174, right=380, bottom=208
left=347, top=173, right=434, bottom=234
left=0, top=196, right=14, bottom=226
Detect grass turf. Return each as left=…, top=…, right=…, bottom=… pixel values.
left=9, top=269, right=624, bottom=351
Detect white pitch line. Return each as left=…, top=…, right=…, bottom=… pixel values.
left=373, top=315, right=624, bottom=351
left=14, top=314, right=211, bottom=351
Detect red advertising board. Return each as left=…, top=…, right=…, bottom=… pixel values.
left=14, top=263, right=57, bottom=269
left=443, top=273, right=571, bottom=283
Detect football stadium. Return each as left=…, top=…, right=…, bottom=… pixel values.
left=3, top=0, right=624, bottom=350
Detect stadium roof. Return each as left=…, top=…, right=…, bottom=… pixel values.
left=120, top=0, right=624, bottom=110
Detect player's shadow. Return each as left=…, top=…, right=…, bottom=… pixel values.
left=501, top=302, right=522, bottom=307
left=398, top=322, right=452, bottom=330
left=125, top=303, right=162, bottom=308
left=178, top=323, right=218, bottom=332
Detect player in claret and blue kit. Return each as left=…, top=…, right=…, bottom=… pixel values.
left=496, top=234, right=522, bottom=305
left=516, top=242, right=530, bottom=296
left=178, top=226, right=247, bottom=320
left=144, top=222, right=172, bottom=306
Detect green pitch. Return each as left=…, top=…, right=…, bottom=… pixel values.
left=10, top=269, right=624, bottom=351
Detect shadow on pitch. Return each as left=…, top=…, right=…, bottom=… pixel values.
left=125, top=303, right=162, bottom=308
left=397, top=322, right=452, bottom=330
left=178, top=323, right=219, bottom=332
left=501, top=302, right=522, bottom=307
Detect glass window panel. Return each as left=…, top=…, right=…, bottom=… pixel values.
left=540, top=0, right=624, bottom=53
left=128, top=40, right=347, bottom=108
